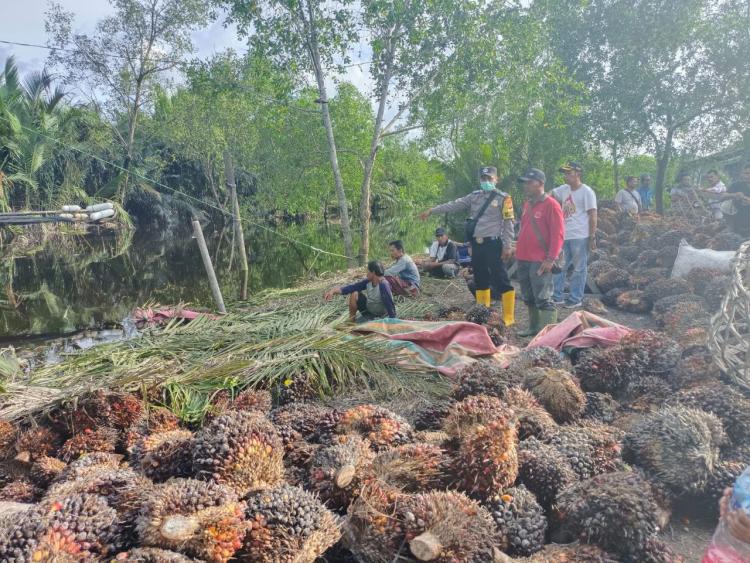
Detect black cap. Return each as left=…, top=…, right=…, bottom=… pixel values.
left=435, top=227, right=446, bottom=236
left=519, top=168, right=546, bottom=184
left=479, top=166, right=498, bottom=177
left=559, top=161, right=583, bottom=173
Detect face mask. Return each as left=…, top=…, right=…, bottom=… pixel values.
left=480, top=181, right=494, bottom=191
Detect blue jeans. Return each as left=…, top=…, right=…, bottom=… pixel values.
left=553, top=238, right=589, bottom=304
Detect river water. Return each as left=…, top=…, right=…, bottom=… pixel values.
left=0, top=213, right=437, bottom=340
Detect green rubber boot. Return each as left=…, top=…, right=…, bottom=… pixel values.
left=537, top=308, right=558, bottom=332
left=517, top=305, right=540, bottom=337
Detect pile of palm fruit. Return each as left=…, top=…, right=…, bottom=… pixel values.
left=588, top=204, right=742, bottom=348
left=1, top=320, right=747, bottom=562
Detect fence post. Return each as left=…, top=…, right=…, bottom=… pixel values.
left=192, top=218, right=226, bottom=314
left=224, top=151, right=249, bottom=300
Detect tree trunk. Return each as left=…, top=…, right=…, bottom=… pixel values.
left=612, top=140, right=619, bottom=194
left=224, top=151, right=249, bottom=300
left=305, top=1, right=354, bottom=266
left=119, top=77, right=143, bottom=200
left=654, top=128, right=674, bottom=215
left=358, top=45, right=395, bottom=265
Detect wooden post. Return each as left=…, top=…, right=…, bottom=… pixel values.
left=224, top=151, right=249, bottom=300
left=192, top=219, right=226, bottom=314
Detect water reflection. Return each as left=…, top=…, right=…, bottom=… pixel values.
left=0, top=212, right=437, bottom=338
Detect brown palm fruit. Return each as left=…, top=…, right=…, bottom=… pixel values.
left=636, top=249, right=660, bottom=267
left=399, top=490, right=505, bottom=562
left=436, top=305, right=464, bottom=320
left=283, top=439, right=319, bottom=486
left=452, top=360, right=510, bottom=401
left=675, top=325, right=711, bottom=350
left=619, top=329, right=682, bottom=375
left=109, top=393, right=145, bottom=430
left=512, top=345, right=570, bottom=370
left=575, top=345, right=647, bottom=394
left=29, top=456, right=67, bottom=487
left=0, top=479, right=40, bottom=502
left=552, top=422, right=624, bottom=477
left=0, top=419, right=17, bottom=460
left=67, top=389, right=113, bottom=432
left=0, top=493, right=122, bottom=561
left=45, top=465, right=151, bottom=532
left=123, top=405, right=182, bottom=450
left=231, top=388, right=273, bottom=414
left=688, top=267, right=724, bottom=297
left=674, top=382, right=750, bottom=446
left=504, top=387, right=557, bottom=440
left=602, top=286, right=628, bottom=307
left=343, top=479, right=407, bottom=562
left=312, top=409, right=344, bottom=443
left=334, top=405, right=413, bottom=451
left=112, top=547, right=198, bottom=562
left=277, top=373, right=319, bottom=405
left=413, top=400, right=455, bottom=431
left=631, top=536, right=686, bottom=563
left=308, top=434, right=374, bottom=511
left=136, top=478, right=245, bottom=562
left=595, top=268, right=631, bottom=292
left=643, top=277, right=692, bottom=304
left=622, top=376, right=672, bottom=411
left=523, top=368, right=586, bottom=423
left=524, top=543, right=619, bottom=562
left=452, top=415, right=518, bottom=500
left=623, top=405, right=725, bottom=494
left=615, top=290, right=653, bottom=313
left=700, top=460, right=745, bottom=516
left=59, top=427, right=119, bottom=462
left=545, top=428, right=596, bottom=480
left=55, top=452, right=124, bottom=483
left=516, top=438, right=576, bottom=508
left=270, top=403, right=335, bottom=442
left=588, top=259, right=616, bottom=280
left=667, top=349, right=720, bottom=389
left=582, top=392, right=619, bottom=423
left=652, top=292, right=704, bottom=315
left=130, top=429, right=194, bottom=482
left=552, top=471, right=662, bottom=560
left=13, top=426, right=62, bottom=462
left=442, top=394, right=513, bottom=439
left=366, top=443, right=447, bottom=493
left=243, top=484, right=341, bottom=562
left=192, top=410, right=284, bottom=495
left=486, top=485, right=546, bottom=556
left=465, top=304, right=491, bottom=325
left=630, top=267, right=670, bottom=289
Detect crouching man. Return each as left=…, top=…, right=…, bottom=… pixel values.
left=324, top=261, right=397, bottom=322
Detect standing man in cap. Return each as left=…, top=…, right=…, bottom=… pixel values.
left=615, top=176, right=642, bottom=214
left=419, top=166, right=516, bottom=326
left=552, top=162, right=597, bottom=309
left=637, top=174, right=654, bottom=211
left=418, top=227, right=459, bottom=278
left=515, top=168, right=565, bottom=337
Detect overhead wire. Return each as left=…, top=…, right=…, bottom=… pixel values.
left=0, top=114, right=354, bottom=261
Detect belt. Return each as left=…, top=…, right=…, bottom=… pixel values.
left=473, top=236, right=500, bottom=244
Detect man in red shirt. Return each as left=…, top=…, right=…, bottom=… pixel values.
left=515, top=168, right=565, bottom=337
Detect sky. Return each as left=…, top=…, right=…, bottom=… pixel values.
left=0, top=0, right=374, bottom=96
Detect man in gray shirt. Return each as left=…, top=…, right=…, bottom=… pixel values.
left=384, top=240, right=421, bottom=297
left=420, top=166, right=516, bottom=326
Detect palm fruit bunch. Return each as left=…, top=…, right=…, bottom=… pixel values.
left=343, top=479, right=407, bottom=561
left=674, top=382, right=750, bottom=446
left=67, top=391, right=144, bottom=434
left=414, top=430, right=451, bottom=447
left=333, top=404, right=413, bottom=451
left=687, top=267, right=723, bottom=298
left=210, top=388, right=273, bottom=417
left=709, top=230, right=744, bottom=251
left=277, top=373, right=319, bottom=406
left=615, top=290, right=653, bottom=313
left=595, top=268, right=631, bottom=293
left=58, top=426, right=119, bottom=462
left=465, top=303, right=492, bottom=325
left=617, top=245, right=641, bottom=262
left=122, top=406, right=182, bottom=451
left=192, top=410, right=284, bottom=495
left=436, top=305, right=465, bottom=320
left=367, top=443, right=447, bottom=493
left=635, top=249, right=660, bottom=268
left=282, top=439, right=319, bottom=487
left=524, top=543, right=620, bottom=562
left=0, top=479, right=40, bottom=502
left=112, top=547, right=197, bottom=562
left=452, top=359, right=511, bottom=400
left=726, top=443, right=750, bottom=465
left=270, top=403, right=332, bottom=444
left=311, top=408, right=344, bottom=443
left=55, top=452, right=124, bottom=482
left=619, top=329, right=681, bottom=375
left=29, top=456, right=67, bottom=487
left=564, top=422, right=624, bottom=475
left=582, top=392, right=619, bottom=423
left=667, top=348, right=720, bottom=389
left=624, top=375, right=673, bottom=412
left=700, top=459, right=745, bottom=515
left=512, top=345, right=569, bottom=370
left=45, top=465, right=151, bottom=532
left=485, top=485, right=546, bottom=556
left=503, top=387, right=557, bottom=440
left=442, top=394, right=513, bottom=439
left=136, top=478, right=245, bottom=562
left=398, top=490, right=505, bottom=562
left=552, top=471, right=662, bottom=560
left=308, top=435, right=375, bottom=511
left=0, top=493, right=123, bottom=561
left=13, top=426, right=62, bottom=462
left=413, top=400, right=455, bottom=431
left=523, top=368, right=585, bottom=423
left=623, top=405, right=725, bottom=494
left=129, top=429, right=194, bottom=482
left=652, top=292, right=705, bottom=315
left=659, top=301, right=709, bottom=335
left=601, top=287, right=627, bottom=307
left=643, top=277, right=692, bottom=303
left=575, top=346, right=642, bottom=394
left=516, top=438, right=576, bottom=508
left=243, top=484, right=341, bottom=562
left=630, top=267, right=670, bottom=288
left=0, top=419, right=16, bottom=460
left=631, top=536, right=686, bottom=563
left=544, top=427, right=597, bottom=480
left=451, top=414, right=519, bottom=500
left=588, top=258, right=616, bottom=278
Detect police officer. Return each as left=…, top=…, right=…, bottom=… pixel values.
left=420, top=166, right=516, bottom=326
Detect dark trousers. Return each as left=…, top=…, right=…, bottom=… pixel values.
left=471, top=237, right=513, bottom=294
left=517, top=260, right=555, bottom=310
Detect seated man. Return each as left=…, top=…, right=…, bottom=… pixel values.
left=384, top=240, right=421, bottom=297
left=324, top=261, right=396, bottom=322
left=419, top=227, right=459, bottom=278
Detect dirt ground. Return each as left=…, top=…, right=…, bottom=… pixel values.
left=415, top=275, right=715, bottom=562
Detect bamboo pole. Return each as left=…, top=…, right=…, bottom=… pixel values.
left=192, top=219, right=226, bottom=314
left=224, top=151, right=249, bottom=300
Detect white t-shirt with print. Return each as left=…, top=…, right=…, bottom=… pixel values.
left=552, top=183, right=597, bottom=240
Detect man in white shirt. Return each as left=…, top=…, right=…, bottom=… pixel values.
left=552, top=162, right=598, bottom=308
left=702, top=169, right=727, bottom=219
left=615, top=176, right=642, bottom=214
left=419, top=227, right=459, bottom=278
